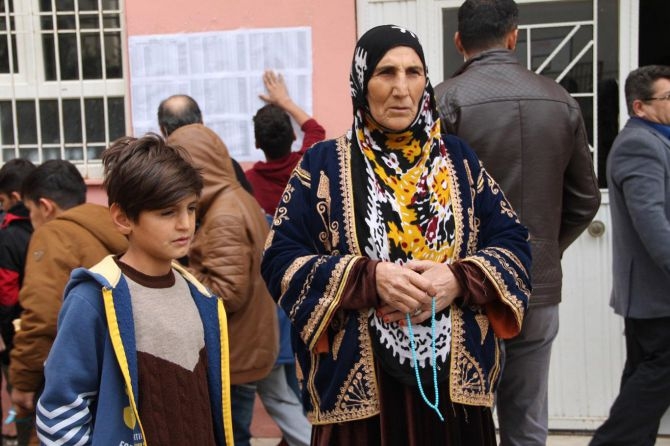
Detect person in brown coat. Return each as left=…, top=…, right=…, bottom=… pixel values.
left=9, top=160, right=128, bottom=446
left=168, top=121, right=279, bottom=446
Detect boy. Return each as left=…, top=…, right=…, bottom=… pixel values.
left=10, top=159, right=128, bottom=435
left=0, top=159, right=35, bottom=355
left=36, top=134, right=234, bottom=445
left=0, top=159, right=35, bottom=446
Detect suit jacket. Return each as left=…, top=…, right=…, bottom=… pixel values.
left=607, top=117, right=670, bottom=318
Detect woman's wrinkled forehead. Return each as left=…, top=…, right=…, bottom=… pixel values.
left=350, top=25, right=426, bottom=110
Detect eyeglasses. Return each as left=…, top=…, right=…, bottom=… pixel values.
left=643, top=93, right=670, bottom=102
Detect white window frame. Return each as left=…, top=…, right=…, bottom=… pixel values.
left=0, top=0, right=128, bottom=179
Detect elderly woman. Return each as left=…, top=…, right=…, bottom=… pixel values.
left=261, top=25, right=531, bottom=445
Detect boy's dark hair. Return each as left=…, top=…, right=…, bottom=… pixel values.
left=157, top=95, right=203, bottom=136
left=102, top=133, right=203, bottom=222
left=21, top=160, right=87, bottom=210
left=0, top=158, right=36, bottom=195
left=458, top=0, right=519, bottom=53
left=624, top=64, right=670, bottom=116
left=253, top=104, right=295, bottom=160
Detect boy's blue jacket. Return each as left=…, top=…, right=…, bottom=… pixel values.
left=36, top=255, right=234, bottom=445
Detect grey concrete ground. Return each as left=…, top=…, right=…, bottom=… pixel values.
left=251, top=433, right=670, bottom=445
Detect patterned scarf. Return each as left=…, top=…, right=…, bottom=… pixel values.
left=349, top=25, right=455, bottom=384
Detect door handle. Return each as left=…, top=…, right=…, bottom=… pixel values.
left=587, top=220, right=605, bottom=238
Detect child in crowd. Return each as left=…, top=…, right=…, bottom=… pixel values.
left=35, top=134, right=234, bottom=445
left=0, top=159, right=35, bottom=446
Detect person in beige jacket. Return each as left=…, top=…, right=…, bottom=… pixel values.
left=167, top=120, right=279, bottom=446
left=9, top=160, right=128, bottom=446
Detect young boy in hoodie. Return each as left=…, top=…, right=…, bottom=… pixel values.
left=36, top=134, right=234, bottom=445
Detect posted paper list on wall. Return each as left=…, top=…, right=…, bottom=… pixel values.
left=128, top=27, right=313, bottom=162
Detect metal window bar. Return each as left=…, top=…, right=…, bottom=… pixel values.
left=1, top=0, right=16, bottom=75
left=48, top=0, right=65, bottom=160
left=99, top=0, right=110, bottom=149
left=75, top=0, right=88, bottom=164
left=518, top=11, right=598, bottom=167
left=3, top=0, right=19, bottom=161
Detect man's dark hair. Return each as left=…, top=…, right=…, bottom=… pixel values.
left=624, top=64, right=670, bottom=116
left=157, top=94, right=203, bottom=136
left=0, top=158, right=36, bottom=195
left=458, top=0, right=519, bottom=53
left=21, top=160, right=87, bottom=210
left=253, top=104, right=295, bottom=160
left=102, top=133, right=203, bottom=222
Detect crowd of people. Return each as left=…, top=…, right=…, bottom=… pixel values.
left=0, top=0, right=668, bottom=445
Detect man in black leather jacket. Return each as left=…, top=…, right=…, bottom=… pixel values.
left=435, top=1, right=601, bottom=445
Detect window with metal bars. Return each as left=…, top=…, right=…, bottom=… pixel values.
left=0, top=0, right=126, bottom=178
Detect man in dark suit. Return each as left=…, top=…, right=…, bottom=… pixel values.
left=590, top=64, right=670, bottom=446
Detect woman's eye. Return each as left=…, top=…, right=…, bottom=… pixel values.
left=375, top=68, right=394, bottom=76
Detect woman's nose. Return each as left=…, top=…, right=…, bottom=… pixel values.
left=392, top=74, right=410, bottom=96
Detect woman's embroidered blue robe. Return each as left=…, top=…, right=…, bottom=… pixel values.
left=261, top=133, right=531, bottom=425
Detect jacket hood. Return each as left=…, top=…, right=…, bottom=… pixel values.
left=65, top=255, right=213, bottom=298
left=58, top=203, right=128, bottom=254
left=1, top=201, right=30, bottom=229
left=65, top=254, right=120, bottom=296
left=167, top=124, right=240, bottom=216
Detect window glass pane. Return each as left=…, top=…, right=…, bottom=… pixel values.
left=80, top=15, right=99, bottom=30
left=108, top=97, right=125, bottom=140
left=102, top=0, right=118, bottom=10
left=56, top=14, right=76, bottom=30
left=575, top=95, right=593, bottom=145
left=42, top=34, right=57, bottom=80
left=16, top=101, right=37, bottom=145
left=2, top=149, right=15, bottom=162
left=79, top=0, right=98, bottom=11
left=39, top=0, right=52, bottom=12
left=87, top=144, right=104, bottom=160
left=0, top=0, right=18, bottom=74
left=518, top=26, right=593, bottom=92
left=65, top=146, right=83, bottom=160
left=102, top=14, right=120, bottom=28
left=62, top=99, right=82, bottom=143
left=42, top=147, right=61, bottom=160
left=82, top=33, right=102, bottom=79
left=104, top=32, right=121, bottom=78
left=40, top=15, right=54, bottom=31
left=0, top=101, right=14, bottom=145
left=0, top=0, right=13, bottom=14
left=84, top=98, right=104, bottom=142
left=56, top=0, right=75, bottom=11
left=0, top=35, right=18, bottom=74
left=18, top=148, right=38, bottom=161
left=597, top=0, right=620, bottom=188
left=40, top=100, right=59, bottom=144
left=59, top=34, right=79, bottom=80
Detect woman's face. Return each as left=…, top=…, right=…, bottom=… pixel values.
left=366, top=46, right=426, bottom=131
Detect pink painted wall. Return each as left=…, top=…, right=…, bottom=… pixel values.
left=125, top=0, right=357, bottom=142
